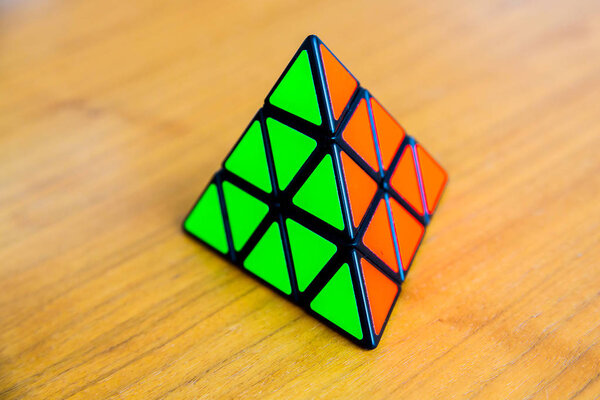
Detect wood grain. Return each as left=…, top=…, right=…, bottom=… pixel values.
left=1, top=0, right=599, bottom=398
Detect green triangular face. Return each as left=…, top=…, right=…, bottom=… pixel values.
left=184, top=183, right=229, bottom=254
left=222, top=181, right=269, bottom=251
left=268, top=50, right=322, bottom=125
left=310, top=263, right=363, bottom=340
left=224, top=120, right=272, bottom=193
left=286, top=219, right=337, bottom=292
left=292, top=154, right=345, bottom=230
left=266, top=118, right=316, bottom=191
left=244, top=222, right=291, bottom=295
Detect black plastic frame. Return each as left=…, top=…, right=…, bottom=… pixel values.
left=182, top=35, right=447, bottom=350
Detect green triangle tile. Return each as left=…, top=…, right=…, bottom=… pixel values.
left=224, top=120, right=272, bottom=193
left=222, top=181, right=269, bottom=252
left=266, top=118, right=317, bottom=191
left=243, top=222, right=291, bottom=295
left=286, top=219, right=337, bottom=292
left=310, top=263, right=363, bottom=340
left=292, top=154, right=345, bottom=230
left=268, top=50, right=322, bottom=125
left=183, top=183, right=228, bottom=254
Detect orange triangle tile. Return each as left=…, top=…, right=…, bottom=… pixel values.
left=389, top=198, right=424, bottom=271
left=390, top=145, right=424, bottom=215
left=361, top=258, right=398, bottom=335
left=341, top=152, right=378, bottom=228
left=370, top=97, right=406, bottom=170
left=416, top=144, right=448, bottom=214
left=341, top=99, right=379, bottom=171
left=363, top=199, right=399, bottom=272
left=320, top=44, right=358, bottom=121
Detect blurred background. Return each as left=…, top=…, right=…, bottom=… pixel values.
left=1, top=0, right=599, bottom=398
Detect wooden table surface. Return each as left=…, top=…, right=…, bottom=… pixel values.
left=2, top=0, right=600, bottom=398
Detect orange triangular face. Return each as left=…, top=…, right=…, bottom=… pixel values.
left=390, top=145, right=425, bottom=215
left=361, top=258, right=398, bottom=335
left=416, top=144, right=447, bottom=214
left=389, top=198, right=424, bottom=271
left=341, top=152, right=378, bottom=228
left=320, top=44, right=358, bottom=121
left=370, top=97, right=406, bottom=170
left=342, top=99, right=379, bottom=171
left=363, top=199, right=400, bottom=272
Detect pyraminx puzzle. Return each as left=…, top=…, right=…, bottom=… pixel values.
left=183, top=35, right=447, bottom=349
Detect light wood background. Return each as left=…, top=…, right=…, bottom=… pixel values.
left=1, top=0, right=600, bottom=398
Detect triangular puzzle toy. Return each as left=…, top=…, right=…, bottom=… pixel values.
left=183, top=35, right=447, bottom=349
